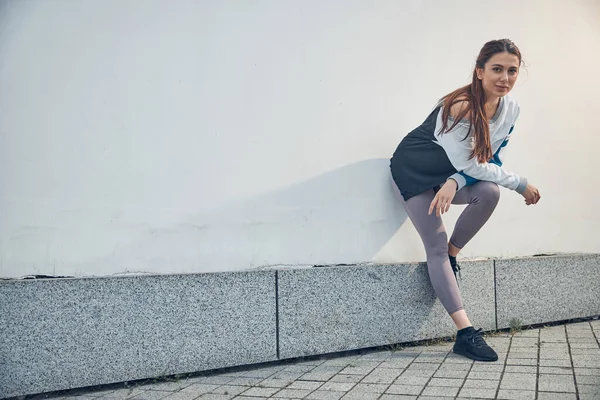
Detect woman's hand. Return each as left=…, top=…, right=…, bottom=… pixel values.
left=522, top=183, right=541, bottom=205
left=429, top=179, right=458, bottom=216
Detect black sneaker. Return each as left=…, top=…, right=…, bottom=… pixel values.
left=453, top=327, right=498, bottom=362
left=449, top=255, right=461, bottom=282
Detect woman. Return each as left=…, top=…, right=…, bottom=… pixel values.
left=390, top=39, right=541, bottom=361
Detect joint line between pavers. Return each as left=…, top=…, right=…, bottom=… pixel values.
left=275, top=271, right=280, bottom=360
left=493, top=259, right=499, bottom=331
left=415, top=347, right=455, bottom=398
left=453, top=352, right=475, bottom=399
left=494, top=332, right=513, bottom=399
left=590, top=319, right=600, bottom=349
left=535, top=325, right=541, bottom=400
left=564, top=324, right=580, bottom=400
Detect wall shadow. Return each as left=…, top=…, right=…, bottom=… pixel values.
left=93, top=158, right=409, bottom=275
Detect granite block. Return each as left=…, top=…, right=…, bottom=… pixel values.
left=0, top=271, right=276, bottom=398
left=278, top=262, right=495, bottom=359
left=496, top=254, right=600, bottom=328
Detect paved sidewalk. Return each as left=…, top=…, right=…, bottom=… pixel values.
left=39, top=319, right=600, bottom=400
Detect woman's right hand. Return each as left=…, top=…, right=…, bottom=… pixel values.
left=522, top=183, right=541, bottom=205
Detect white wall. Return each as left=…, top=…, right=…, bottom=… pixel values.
left=1, top=0, right=599, bottom=278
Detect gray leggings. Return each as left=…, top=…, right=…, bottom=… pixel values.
left=392, top=179, right=500, bottom=315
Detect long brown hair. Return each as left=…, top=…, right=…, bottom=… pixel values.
left=438, top=39, right=523, bottom=163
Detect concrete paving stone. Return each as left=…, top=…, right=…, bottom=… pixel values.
left=389, top=351, right=420, bottom=358
left=426, top=378, right=463, bottom=387
left=206, top=385, right=247, bottom=396
left=361, top=368, right=404, bottom=384
left=360, top=351, right=393, bottom=360
left=538, top=359, right=571, bottom=367
left=503, top=365, right=537, bottom=374
left=566, top=337, right=599, bottom=343
left=282, top=364, right=318, bottom=373
left=188, top=376, right=235, bottom=385
left=580, top=394, right=600, bottom=400
left=512, top=329, right=540, bottom=337
left=510, top=338, right=539, bottom=347
left=348, top=383, right=388, bottom=393
left=100, top=388, right=147, bottom=399
left=508, top=346, right=538, bottom=353
left=336, top=366, right=375, bottom=376
left=225, top=377, right=267, bottom=387
left=270, top=388, right=313, bottom=398
left=537, top=374, right=576, bottom=393
left=379, top=395, right=417, bottom=400
left=433, top=369, right=469, bottom=379
left=570, top=347, right=600, bottom=355
left=399, top=369, right=435, bottom=378
left=317, top=382, right=355, bottom=392
left=538, top=366, right=573, bottom=375
left=130, top=392, right=171, bottom=400
left=195, top=394, right=234, bottom=400
left=327, top=375, right=363, bottom=384
left=145, top=381, right=194, bottom=392
left=461, top=379, right=499, bottom=389
left=575, top=367, right=600, bottom=376
left=578, top=384, right=600, bottom=395
left=256, top=378, right=294, bottom=388
left=407, top=362, right=441, bottom=371
left=165, top=392, right=223, bottom=400
left=540, top=343, right=569, bottom=349
left=418, top=397, right=460, bottom=400
left=443, top=354, right=474, bottom=364
left=467, top=371, right=502, bottom=380
left=311, top=365, right=347, bottom=373
left=537, top=393, right=577, bottom=400
left=285, top=380, right=323, bottom=390
left=235, top=368, right=281, bottom=379
left=456, top=387, right=497, bottom=399
left=572, top=353, right=600, bottom=361
left=339, top=391, right=380, bottom=400
left=414, top=353, right=448, bottom=364
left=576, top=374, right=600, bottom=385
left=420, top=386, right=458, bottom=397
left=385, top=385, right=424, bottom=395
left=232, top=397, right=264, bottom=400
left=239, top=386, right=281, bottom=397
left=305, top=390, right=346, bottom=400
left=180, top=384, right=220, bottom=394
left=499, top=373, right=536, bottom=390
left=570, top=342, right=599, bottom=349
left=298, top=372, right=338, bottom=382
left=267, top=371, right=305, bottom=381
left=379, top=359, right=413, bottom=369
left=393, top=376, right=430, bottom=386
left=567, top=322, right=593, bottom=329
left=465, top=364, right=502, bottom=372
left=505, top=358, right=538, bottom=366
left=495, top=389, right=536, bottom=399
left=507, top=351, right=538, bottom=359
left=321, top=358, right=360, bottom=367
left=573, top=359, right=600, bottom=368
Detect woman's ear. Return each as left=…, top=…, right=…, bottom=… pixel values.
left=476, top=67, right=483, bottom=80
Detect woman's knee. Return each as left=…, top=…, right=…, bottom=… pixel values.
left=475, top=181, right=500, bottom=205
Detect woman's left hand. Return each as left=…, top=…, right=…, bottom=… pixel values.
left=429, top=179, right=458, bottom=217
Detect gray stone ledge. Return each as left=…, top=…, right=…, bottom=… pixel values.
left=0, top=271, right=276, bottom=399
left=495, top=253, right=600, bottom=329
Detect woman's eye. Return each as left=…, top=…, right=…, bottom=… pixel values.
left=493, top=68, right=501, bottom=72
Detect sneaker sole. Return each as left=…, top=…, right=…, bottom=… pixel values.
left=453, top=346, right=498, bottom=362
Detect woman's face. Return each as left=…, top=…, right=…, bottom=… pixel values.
left=477, top=52, right=520, bottom=98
